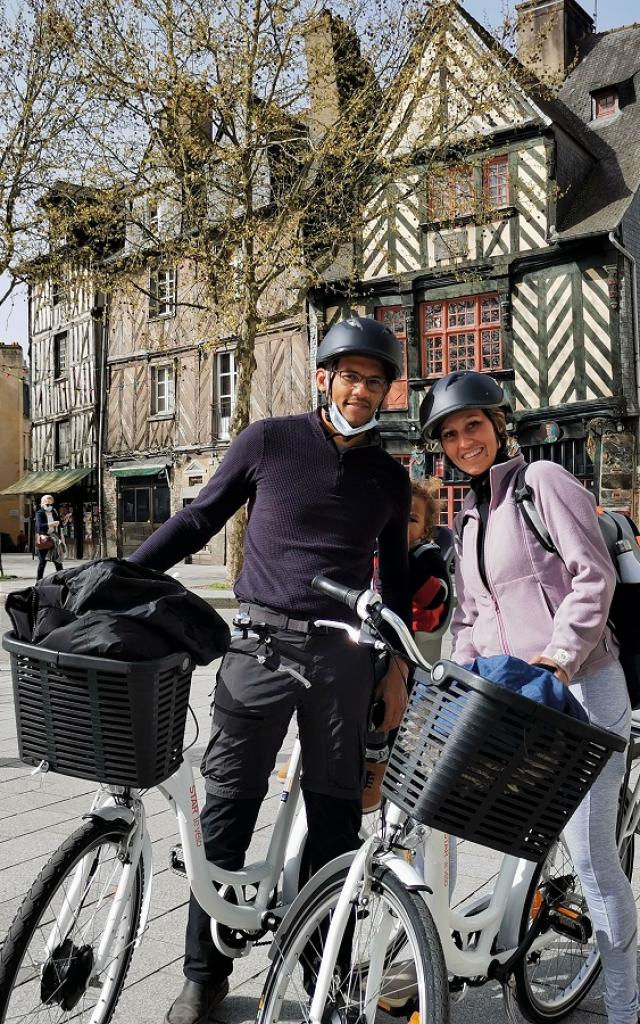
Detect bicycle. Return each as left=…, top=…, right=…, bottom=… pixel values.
left=0, top=624, right=319, bottom=1024
left=257, top=576, right=636, bottom=1024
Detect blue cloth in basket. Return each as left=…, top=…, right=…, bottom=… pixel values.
left=464, top=655, right=588, bottom=723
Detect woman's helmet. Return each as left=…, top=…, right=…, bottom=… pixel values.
left=316, top=317, right=404, bottom=381
left=420, top=371, right=507, bottom=439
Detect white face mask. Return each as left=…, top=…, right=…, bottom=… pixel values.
left=326, top=401, right=380, bottom=437
left=44, top=504, right=53, bottom=510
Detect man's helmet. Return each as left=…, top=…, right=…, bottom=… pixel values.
left=420, top=370, right=507, bottom=439
left=316, top=317, right=404, bottom=381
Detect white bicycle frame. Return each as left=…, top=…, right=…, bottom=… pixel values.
left=46, top=735, right=308, bottom=982
left=300, top=590, right=640, bottom=1024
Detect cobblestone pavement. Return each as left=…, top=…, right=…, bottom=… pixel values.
left=0, top=555, right=637, bottom=1023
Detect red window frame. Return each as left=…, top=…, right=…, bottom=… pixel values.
left=484, top=156, right=510, bottom=210
left=438, top=484, right=469, bottom=526
left=593, top=89, right=618, bottom=119
left=428, top=165, right=475, bottom=222
left=375, top=306, right=409, bottom=410
left=420, top=293, right=503, bottom=377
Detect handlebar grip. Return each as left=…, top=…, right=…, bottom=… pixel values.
left=311, top=575, right=365, bottom=611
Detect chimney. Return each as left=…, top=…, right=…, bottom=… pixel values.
left=516, top=0, right=594, bottom=82
left=303, top=10, right=380, bottom=143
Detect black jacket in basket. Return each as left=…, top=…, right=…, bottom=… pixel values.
left=5, top=558, right=230, bottom=665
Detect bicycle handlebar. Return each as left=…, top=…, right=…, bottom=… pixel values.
left=312, top=575, right=432, bottom=672
left=311, top=575, right=367, bottom=611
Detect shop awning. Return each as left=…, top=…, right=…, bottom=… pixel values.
left=108, top=460, right=171, bottom=479
left=0, top=466, right=94, bottom=495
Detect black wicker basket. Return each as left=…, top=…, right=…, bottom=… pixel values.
left=3, top=633, right=193, bottom=788
left=381, top=660, right=627, bottom=862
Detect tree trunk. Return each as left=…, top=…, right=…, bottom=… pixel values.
left=226, top=286, right=258, bottom=587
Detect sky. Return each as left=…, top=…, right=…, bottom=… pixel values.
left=2, top=0, right=638, bottom=354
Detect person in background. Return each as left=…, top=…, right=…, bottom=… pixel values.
left=421, top=369, right=637, bottom=1024
left=35, top=494, right=67, bottom=581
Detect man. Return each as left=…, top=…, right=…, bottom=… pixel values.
left=128, top=316, right=411, bottom=1024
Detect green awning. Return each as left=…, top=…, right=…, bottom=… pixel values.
left=0, top=466, right=94, bottom=495
left=108, top=461, right=170, bottom=479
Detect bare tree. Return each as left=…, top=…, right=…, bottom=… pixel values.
left=54, top=0, right=526, bottom=577
left=0, top=0, right=92, bottom=302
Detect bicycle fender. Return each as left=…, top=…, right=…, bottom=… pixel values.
left=83, top=806, right=136, bottom=827
left=380, top=852, right=432, bottom=892
left=267, top=851, right=356, bottom=959
left=496, top=858, right=537, bottom=951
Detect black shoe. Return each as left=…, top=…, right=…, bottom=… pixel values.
left=164, top=978, right=229, bottom=1024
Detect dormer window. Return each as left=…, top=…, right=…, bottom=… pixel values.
left=592, top=88, right=618, bottom=119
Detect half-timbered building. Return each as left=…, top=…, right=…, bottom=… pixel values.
left=103, top=260, right=309, bottom=561
left=18, top=184, right=123, bottom=557
left=311, top=0, right=640, bottom=521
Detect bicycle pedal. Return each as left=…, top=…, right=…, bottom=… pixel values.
left=549, top=905, right=592, bottom=944
left=170, top=844, right=187, bottom=877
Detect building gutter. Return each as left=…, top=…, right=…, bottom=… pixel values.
left=94, top=295, right=110, bottom=558
left=608, top=231, right=640, bottom=413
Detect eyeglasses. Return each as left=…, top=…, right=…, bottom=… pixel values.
left=334, top=370, right=389, bottom=394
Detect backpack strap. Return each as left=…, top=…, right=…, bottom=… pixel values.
left=513, top=465, right=559, bottom=555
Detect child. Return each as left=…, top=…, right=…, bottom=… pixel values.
left=363, top=477, right=452, bottom=812
left=408, top=479, right=450, bottom=661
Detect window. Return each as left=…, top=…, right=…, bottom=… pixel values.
left=420, top=293, right=503, bottom=377
left=438, top=485, right=470, bottom=526
left=147, top=203, right=160, bottom=237
left=375, top=307, right=408, bottom=411
left=216, top=350, right=237, bottom=439
left=484, top=156, right=510, bottom=210
left=149, top=266, right=176, bottom=318
left=150, top=364, right=175, bottom=416
left=593, top=88, right=618, bottom=119
left=55, top=419, right=70, bottom=465
left=54, top=331, right=68, bottom=378
left=52, top=280, right=65, bottom=307
left=122, top=487, right=151, bottom=523
left=428, top=166, right=475, bottom=222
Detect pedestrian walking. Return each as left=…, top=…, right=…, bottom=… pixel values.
left=421, top=369, right=638, bottom=1024
left=35, top=494, right=68, bottom=581
left=128, top=316, right=412, bottom=1024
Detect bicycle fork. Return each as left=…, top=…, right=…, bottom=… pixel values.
left=45, top=798, right=151, bottom=978
left=308, top=807, right=423, bottom=1024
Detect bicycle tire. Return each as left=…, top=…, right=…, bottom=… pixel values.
left=0, top=815, right=143, bottom=1024
left=513, top=807, right=635, bottom=1023
left=258, top=859, right=450, bottom=1024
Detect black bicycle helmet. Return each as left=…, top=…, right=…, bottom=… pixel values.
left=420, top=370, right=506, bottom=439
left=316, top=317, right=404, bottom=381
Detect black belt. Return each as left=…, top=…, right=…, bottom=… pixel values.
left=238, top=603, right=330, bottom=635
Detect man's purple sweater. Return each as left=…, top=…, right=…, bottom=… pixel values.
left=129, top=411, right=411, bottom=622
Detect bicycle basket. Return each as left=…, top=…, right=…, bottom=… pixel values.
left=381, top=661, right=627, bottom=862
left=3, top=633, right=193, bottom=787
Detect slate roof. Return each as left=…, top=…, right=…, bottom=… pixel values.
left=556, top=21, right=640, bottom=237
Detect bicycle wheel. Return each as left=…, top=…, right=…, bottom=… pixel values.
left=259, top=860, right=449, bottom=1024
left=513, top=817, right=635, bottom=1023
left=0, top=815, right=144, bottom=1024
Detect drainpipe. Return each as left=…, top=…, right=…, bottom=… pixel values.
left=93, top=296, right=110, bottom=559
left=608, top=231, right=640, bottom=518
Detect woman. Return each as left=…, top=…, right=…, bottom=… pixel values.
left=420, top=370, right=638, bottom=1024
left=35, top=494, right=67, bottom=581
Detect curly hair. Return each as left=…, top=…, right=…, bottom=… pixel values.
left=410, top=477, right=441, bottom=541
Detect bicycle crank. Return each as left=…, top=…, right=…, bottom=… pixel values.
left=41, top=938, right=94, bottom=1010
